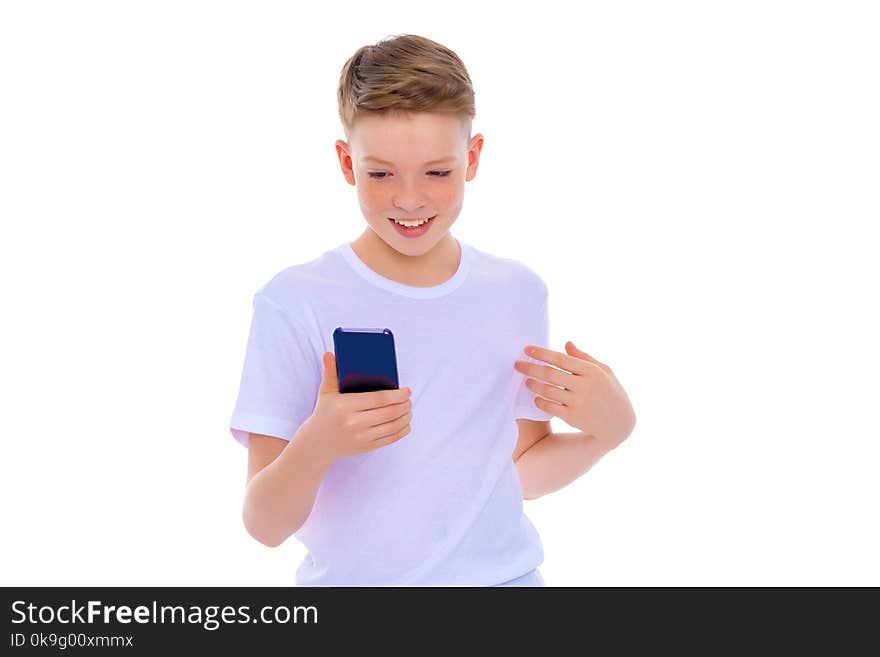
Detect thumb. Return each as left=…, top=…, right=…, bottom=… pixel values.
left=319, top=351, right=340, bottom=394
left=566, top=340, right=592, bottom=359
left=566, top=340, right=598, bottom=361
left=566, top=341, right=610, bottom=373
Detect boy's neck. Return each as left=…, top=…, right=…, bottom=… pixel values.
left=349, top=230, right=461, bottom=288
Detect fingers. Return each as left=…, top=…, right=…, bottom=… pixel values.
left=346, top=386, right=412, bottom=411
left=366, top=398, right=412, bottom=429
left=369, top=424, right=412, bottom=450
left=360, top=400, right=412, bottom=443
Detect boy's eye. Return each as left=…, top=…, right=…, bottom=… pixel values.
left=367, top=170, right=452, bottom=179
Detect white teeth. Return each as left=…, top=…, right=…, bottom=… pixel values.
left=392, top=216, right=432, bottom=227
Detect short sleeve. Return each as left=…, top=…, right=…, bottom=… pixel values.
left=514, top=293, right=555, bottom=422
left=229, top=291, right=321, bottom=448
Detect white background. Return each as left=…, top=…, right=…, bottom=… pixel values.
left=2, top=1, right=877, bottom=586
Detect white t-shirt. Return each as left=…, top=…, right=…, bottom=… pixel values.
left=229, top=238, right=554, bottom=586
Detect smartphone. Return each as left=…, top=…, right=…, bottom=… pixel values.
left=332, top=327, right=400, bottom=394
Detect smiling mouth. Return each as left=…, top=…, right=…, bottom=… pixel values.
left=388, top=215, right=436, bottom=227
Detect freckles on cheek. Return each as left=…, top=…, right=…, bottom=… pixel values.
left=361, top=189, right=385, bottom=212
left=431, top=190, right=457, bottom=212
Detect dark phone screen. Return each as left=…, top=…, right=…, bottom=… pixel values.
left=332, top=327, right=399, bottom=393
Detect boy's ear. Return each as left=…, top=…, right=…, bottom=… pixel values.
left=335, top=140, right=356, bottom=186
left=465, top=133, right=484, bottom=182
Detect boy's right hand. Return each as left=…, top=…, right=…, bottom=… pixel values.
left=300, top=351, right=413, bottom=462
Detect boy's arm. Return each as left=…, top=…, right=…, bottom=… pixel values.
left=513, top=419, right=552, bottom=462
left=514, top=430, right=618, bottom=501
left=242, top=420, right=335, bottom=547
left=512, top=342, right=636, bottom=499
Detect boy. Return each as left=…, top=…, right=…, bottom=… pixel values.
left=229, top=34, right=636, bottom=586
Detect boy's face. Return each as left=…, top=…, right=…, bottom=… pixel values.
left=335, top=112, right=483, bottom=256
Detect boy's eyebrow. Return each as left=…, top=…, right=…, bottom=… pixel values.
left=361, top=156, right=458, bottom=166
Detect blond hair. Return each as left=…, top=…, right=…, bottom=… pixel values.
left=337, top=34, right=476, bottom=141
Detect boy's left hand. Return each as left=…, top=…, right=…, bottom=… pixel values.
left=514, top=341, right=636, bottom=448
